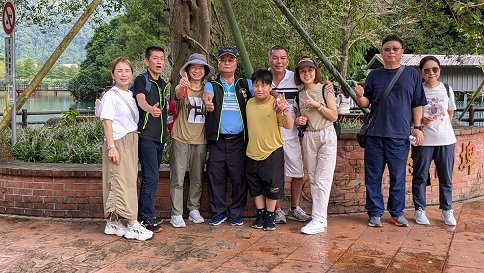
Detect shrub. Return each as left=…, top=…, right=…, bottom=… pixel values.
left=3, top=120, right=171, bottom=165
left=4, top=119, right=104, bottom=164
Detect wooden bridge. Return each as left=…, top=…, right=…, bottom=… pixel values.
left=0, top=83, right=70, bottom=95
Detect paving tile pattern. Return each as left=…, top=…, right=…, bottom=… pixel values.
left=0, top=198, right=483, bottom=272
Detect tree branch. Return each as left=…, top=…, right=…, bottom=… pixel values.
left=182, top=34, right=209, bottom=55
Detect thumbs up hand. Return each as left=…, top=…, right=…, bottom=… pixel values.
left=324, top=76, right=334, bottom=93
left=204, top=93, right=214, bottom=112
left=353, top=81, right=364, bottom=98
left=151, top=102, right=161, bottom=117
left=180, top=72, right=190, bottom=89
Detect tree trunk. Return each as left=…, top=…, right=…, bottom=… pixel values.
left=167, top=0, right=211, bottom=98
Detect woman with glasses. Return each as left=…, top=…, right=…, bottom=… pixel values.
left=293, top=56, right=337, bottom=234
left=412, top=56, right=457, bottom=226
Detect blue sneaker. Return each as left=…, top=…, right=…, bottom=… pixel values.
left=209, top=214, right=227, bottom=226
left=230, top=216, right=244, bottom=226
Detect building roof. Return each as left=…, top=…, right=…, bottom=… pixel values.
left=367, top=54, right=484, bottom=69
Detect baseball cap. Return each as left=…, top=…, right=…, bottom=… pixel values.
left=218, top=47, right=237, bottom=58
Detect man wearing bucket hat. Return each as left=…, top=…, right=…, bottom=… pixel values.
left=169, top=53, right=214, bottom=228
left=203, top=47, right=254, bottom=226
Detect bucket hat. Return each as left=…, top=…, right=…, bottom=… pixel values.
left=179, top=53, right=215, bottom=79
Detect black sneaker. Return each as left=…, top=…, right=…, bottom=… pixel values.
left=251, top=209, right=265, bottom=229
left=152, top=217, right=164, bottom=225
left=263, top=212, right=276, bottom=231
left=139, top=217, right=163, bottom=225
left=142, top=219, right=162, bottom=233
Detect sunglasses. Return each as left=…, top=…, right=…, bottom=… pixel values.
left=423, top=67, right=440, bottom=74
left=382, top=47, right=402, bottom=52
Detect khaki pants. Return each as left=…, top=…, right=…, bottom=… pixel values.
left=169, top=138, right=207, bottom=215
left=302, top=126, right=337, bottom=223
left=103, top=132, right=139, bottom=220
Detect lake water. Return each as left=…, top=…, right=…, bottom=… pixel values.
left=0, top=91, right=94, bottom=125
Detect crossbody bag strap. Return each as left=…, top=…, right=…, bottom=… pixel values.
left=367, top=65, right=405, bottom=126
left=114, top=90, right=137, bottom=123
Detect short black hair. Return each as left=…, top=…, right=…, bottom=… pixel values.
left=381, top=35, right=403, bottom=47
left=145, top=46, right=165, bottom=59
left=251, top=69, right=272, bottom=85
left=268, top=45, right=287, bottom=58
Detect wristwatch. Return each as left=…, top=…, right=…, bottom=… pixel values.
left=283, top=107, right=290, bottom=115
left=107, top=144, right=115, bottom=150
left=414, top=125, right=423, bottom=131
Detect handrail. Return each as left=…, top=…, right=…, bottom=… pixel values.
left=0, top=108, right=96, bottom=127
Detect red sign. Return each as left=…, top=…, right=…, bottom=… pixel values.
left=2, top=1, right=16, bottom=35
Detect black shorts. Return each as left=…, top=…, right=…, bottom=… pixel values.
left=247, top=147, right=285, bottom=200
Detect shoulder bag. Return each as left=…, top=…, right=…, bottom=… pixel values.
left=357, top=66, right=405, bottom=148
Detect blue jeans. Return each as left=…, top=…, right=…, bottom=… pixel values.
left=365, top=136, right=409, bottom=217
left=138, top=138, right=165, bottom=221
left=411, top=144, right=455, bottom=211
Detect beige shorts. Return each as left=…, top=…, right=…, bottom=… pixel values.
left=283, top=137, right=304, bottom=178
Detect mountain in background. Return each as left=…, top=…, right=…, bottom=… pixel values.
left=1, top=21, right=95, bottom=65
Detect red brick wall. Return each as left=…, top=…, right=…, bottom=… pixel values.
left=1, top=127, right=483, bottom=218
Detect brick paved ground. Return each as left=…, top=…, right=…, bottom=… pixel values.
left=0, top=198, right=483, bottom=272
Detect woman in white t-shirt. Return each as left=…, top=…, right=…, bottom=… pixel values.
left=412, top=56, right=457, bottom=226
left=100, top=57, right=153, bottom=241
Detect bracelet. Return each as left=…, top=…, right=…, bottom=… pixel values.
left=317, top=103, right=324, bottom=111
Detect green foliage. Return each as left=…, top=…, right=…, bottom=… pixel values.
left=13, top=21, right=95, bottom=65
left=61, top=109, right=81, bottom=123
left=4, top=120, right=104, bottom=164
left=69, top=0, right=168, bottom=103
left=3, top=120, right=171, bottom=165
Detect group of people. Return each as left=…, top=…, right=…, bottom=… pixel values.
left=98, top=34, right=457, bottom=241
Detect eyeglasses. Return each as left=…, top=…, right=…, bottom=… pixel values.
left=382, top=47, right=402, bottom=52
left=423, top=67, right=440, bottom=74
left=219, top=58, right=236, bottom=64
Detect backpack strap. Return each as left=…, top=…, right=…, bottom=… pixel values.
left=443, top=83, right=450, bottom=98
left=142, top=72, right=152, bottom=93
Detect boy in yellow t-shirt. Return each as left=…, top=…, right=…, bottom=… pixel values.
left=246, top=69, right=294, bottom=231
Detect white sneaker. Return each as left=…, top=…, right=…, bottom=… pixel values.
left=104, top=219, right=126, bottom=237
left=413, top=207, right=430, bottom=225
left=170, top=215, right=187, bottom=228
left=124, top=222, right=154, bottom=241
left=188, top=210, right=205, bottom=224
left=442, top=209, right=457, bottom=226
left=301, top=219, right=326, bottom=235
